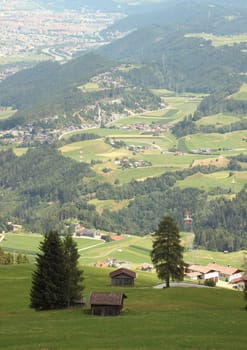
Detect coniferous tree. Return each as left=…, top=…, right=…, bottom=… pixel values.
left=63, top=234, right=84, bottom=306
left=30, top=231, right=68, bottom=310
left=151, top=216, right=185, bottom=288
left=30, top=231, right=84, bottom=310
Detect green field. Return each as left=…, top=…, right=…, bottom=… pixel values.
left=184, top=249, right=246, bottom=268
left=61, top=128, right=210, bottom=184
left=110, top=113, right=168, bottom=127
left=78, top=82, right=104, bottom=92
left=0, top=264, right=246, bottom=350
left=229, top=84, right=247, bottom=101
left=0, top=52, right=49, bottom=66
left=0, top=107, right=16, bottom=120
left=60, top=133, right=178, bottom=183
left=60, top=128, right=247, bottom=187
left=185, top=33, right=247, bottom=47
left=89, top=198, right=131, bottom=214
left=0, top=146, right=28, bottom=156
left=176, top=170, right=247, bottom=193
left=62, top=128, right=140, bottom=139
left=196, top=113, right=242, bottom=127
left=150, top=88, right=174, bottom=96
left=1, top=232, right=245, bottom=269
left=183, top=131, right=247, bottom=153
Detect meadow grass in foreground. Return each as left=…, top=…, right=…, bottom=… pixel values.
left=0, top=264, right=246, bottom=350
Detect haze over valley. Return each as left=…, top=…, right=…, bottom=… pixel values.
left=1, top=2, right=247, bottom=349
left=1, top=0, right=247, bottom=260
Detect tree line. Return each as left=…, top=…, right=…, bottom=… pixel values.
left=0, top=246, right=29, bottom=265
left=1, top=146, right=247, bottom=251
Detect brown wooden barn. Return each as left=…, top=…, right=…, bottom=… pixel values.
left=109, top=268, right=136, bottom=287
left=90, top=292, right=127, bottom=316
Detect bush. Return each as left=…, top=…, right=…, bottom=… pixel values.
left=204, top=279, right=216, bottom=287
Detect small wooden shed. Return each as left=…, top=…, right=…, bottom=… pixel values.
left=90, top=292, right=127, bottom=316
left=109, top=268, right=136, bottom=287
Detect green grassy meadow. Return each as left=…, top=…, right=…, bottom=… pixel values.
left=0, top=264, right=246, bottom=350
left=78, top=82, right=104, bottom=92
left=175, top=170, right=247, bottom=193
left=0, top=107, right=16, bottom=120
left=60, top=129, right=219, bottom=184
left=1, top=232, right=245, bottom=269
left=182, top=131, right=247, bottom=153
left=229, top=84, right=247, bottom=100
left=195, top=113, right=242, bottom=127
left=0, top=52, right=49, bottom=66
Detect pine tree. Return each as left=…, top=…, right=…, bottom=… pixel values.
left=151, top=216, right=185, bottom=288
left=63, top=234, right=84, bottom=306
left=30, top=231, right=84, bottom=310
left=30, top=231, right=68, bottom=310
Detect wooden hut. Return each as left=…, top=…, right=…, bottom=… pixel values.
left=109, top=268, right=136, bottom=287
left=90, top=292, right=127, bottom=316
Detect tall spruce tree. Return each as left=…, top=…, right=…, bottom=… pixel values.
left=30, top=231, right=83, bottom=310
left=151, top=216, right=185, bottom=288
left=64, top=234, right=84, bottom=306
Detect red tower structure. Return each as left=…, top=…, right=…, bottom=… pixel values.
left=184, top=212, right=192, bottom=225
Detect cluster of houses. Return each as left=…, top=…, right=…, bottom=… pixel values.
left=95, top=258, right=131, bottom=269
left=119, top=122, right=169, bottom=133
left=186, top=263, right=247, bottom=290
left=115, top=157, right=152, bottom=169
left=0, top=123, right=91, bottom=146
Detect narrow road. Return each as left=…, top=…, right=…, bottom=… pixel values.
left=153, top=282, right=210, bottom=288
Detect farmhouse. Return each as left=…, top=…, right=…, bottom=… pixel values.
left=207, top=263, right=243, bottom=282
left=232, top=275, right=247, bottom=290
left=186, top=264, right=219, bottom=282
left=109, top=268, right=136, bottom=286
left=90, top=292, right=127, bottom=316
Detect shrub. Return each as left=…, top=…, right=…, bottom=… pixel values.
left=204, top=279, right=216, bottom=287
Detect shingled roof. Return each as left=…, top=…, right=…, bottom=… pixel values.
left=90, top=292, right=127, bottom=306
left=207, top=263, right=243, bottom=275
left=188, top=264, right=216, bottom=274
left=109, top=268, right=136, bottom=279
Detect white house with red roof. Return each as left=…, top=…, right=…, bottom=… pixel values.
left=186, top=264, right=219, bottom=282
left=232, top=275, right=247, bottom=290
left=207, top=263, right=244, bottom=283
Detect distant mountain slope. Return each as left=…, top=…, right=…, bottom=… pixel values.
left=1, top=0, right=247, bottom=129
left=0, top=146, right=96, bottom=233
left=104, top=0, right=247, bottom=34
left=101, top=25, right=247, bottom=92
left=0, top=53, right=116, bottom=129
